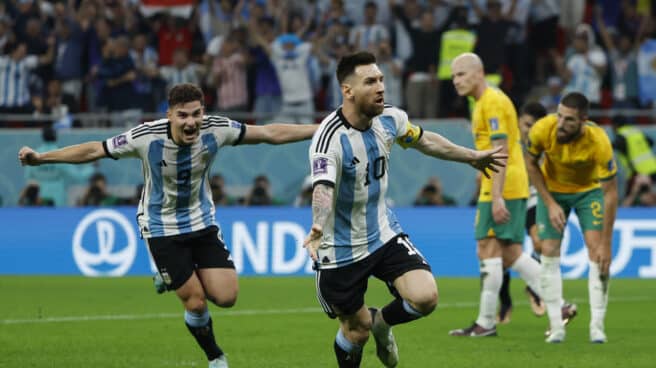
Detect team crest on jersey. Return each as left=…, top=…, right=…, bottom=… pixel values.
left=112, top=134, right=127, bottom=147
left=313, top=157, right=328, bottom=174
left=489, top=118, right=499, bottom=131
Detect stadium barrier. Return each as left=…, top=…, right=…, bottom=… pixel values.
left=1, top=207, right=654, bottom=278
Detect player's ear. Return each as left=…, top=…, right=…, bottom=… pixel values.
left=342, top=83, right=352, bottom=100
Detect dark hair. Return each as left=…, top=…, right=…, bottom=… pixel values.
left=42, top=125, right=56, bottom=142
left=168, top=83, right=204, bottom=108
left=521, top=102, right=548, bottom=121
left=336, top=51, right=377, bottom=84
left=560, top=92, right=589, bottom=117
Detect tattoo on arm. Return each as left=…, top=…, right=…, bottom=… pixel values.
left=312, top=184, right=334, bottom=226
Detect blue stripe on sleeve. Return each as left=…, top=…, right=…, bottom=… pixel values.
left=147, top=140, right=165, bottom=236
left=379, top=115, right=397, bottom=138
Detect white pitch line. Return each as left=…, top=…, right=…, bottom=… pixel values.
left=1, top=296, right=653, bottom=325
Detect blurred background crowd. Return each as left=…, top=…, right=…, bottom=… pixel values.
left=3, top=0, right=656, bottom=208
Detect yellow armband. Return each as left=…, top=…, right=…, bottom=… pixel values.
left=396, top=122, right=423, bottom=148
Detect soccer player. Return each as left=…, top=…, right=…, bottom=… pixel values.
left=303, top=51, right=506, bottom=368
left=497, top=102, right=551, bottom=323
left=18, top=83, right=318, bottom=368
left=525, top=92, right=618, bottom=343
left=448, top=53, right=543, bottom=337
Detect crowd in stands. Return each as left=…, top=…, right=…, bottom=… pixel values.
left=1, top=0, right=656, bottom=126
left=5, top=0, right=656, bottom=207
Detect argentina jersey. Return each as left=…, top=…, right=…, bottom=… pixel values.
left=104, top=116, right=245, bottom=238
left=309, top=105, right=423, bottom=269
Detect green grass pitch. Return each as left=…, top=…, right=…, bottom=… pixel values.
left=1, top=276, right=654, bottom=367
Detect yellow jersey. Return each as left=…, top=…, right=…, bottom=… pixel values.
left=472, top=87, right=529, bottom=201
left=527, top=114, right=617, bottom=193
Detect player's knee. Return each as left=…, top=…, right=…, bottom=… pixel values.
left=208, top=287, right=239, bottom=308
left=413, top=290, right=438, bottom=315
left=346, top=325, right=371, bottom=346
left=185, top=297, right=208, bottom=314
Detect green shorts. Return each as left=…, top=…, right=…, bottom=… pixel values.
left=536, top=188, right=604, bottom=240
left=475, top=199, right=527, bottom=244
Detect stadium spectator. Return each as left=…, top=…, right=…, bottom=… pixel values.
left=130, top=33, right=160, bottom=112
left=596, top=6, right=642, bottom=109
left=612, top=115, right=656, bottom=194
left=78, top=172, right=119, bottom=206
left=95, top=36, right=140, bottom=115
left=245, top=174, right=275, bottom=206
left=349, top=1, right=389, bottom=52
left=413, top=176, right=456, bottom=206
left=471, top=0, right=514, bottom=76
left=53, top=17, right=85, bottom=103
left=304, top=51, right=505, bottom=367
left=248, top=16, right=282, bottom=123
left=161, top=48, right=205, bottom=95
left=527, top=0, right=559, bottom=84
left=375, top=40, right=403, bottom=107
left=210, top=174, right=231, bottom=206
left=621, top=173, right=656, bottom=207
left=555, top=24, right=607, bottom=107
left=449, top=53, right=543, bottom=338
left=539, top=76, right=564, bottom=112
left=293, top=175, right=313, bottom=207
left=155, top=15, right=193, bottom=66
left=18, top=181, right=53, bottom=206
left=391, top=2, right=442, bottom=118
left=212, top=31, right=248, bottom=113
left=0, top=38, right=55, bottom=115
left=18, top=83, right=318, bottom=368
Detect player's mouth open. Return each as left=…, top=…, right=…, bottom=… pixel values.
left=183, top=127, right=197, bottom=136
left=375, top=97, right=384, bottom=105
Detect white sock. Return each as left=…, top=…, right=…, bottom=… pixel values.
left=588, top=261, right=609, bottom=330
left=541, top=255, right=563, bottom=331
left=476, top=257, right=502, bottom=329
left=511, top=252, right=542, bottom=297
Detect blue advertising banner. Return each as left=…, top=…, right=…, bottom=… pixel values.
left=0, top=207, right=655, bottom=278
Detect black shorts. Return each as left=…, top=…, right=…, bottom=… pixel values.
left=315, top=233, right=432, bottom=319
left=146, top=226, right=234, bottom=291
left=525, top=205, right=537, bottom=233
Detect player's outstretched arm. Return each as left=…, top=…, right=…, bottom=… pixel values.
left=599, top=177, right=618, bottom=274
left=413, top=131, right=507, bottom=178
left=303, top=183, right=333, bottom=262
left=18, top=142, right=107, bottom=166
left=240, top=124, right=319, bottom=145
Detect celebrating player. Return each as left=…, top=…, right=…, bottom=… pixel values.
left=303, top=51, right=506, bottom=367
left=18, top=83, right=317, bottom=368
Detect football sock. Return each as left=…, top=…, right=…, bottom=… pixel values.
left=185, top=310, right=223, bottom=361
left=541, top=256, right=563, bottom=331
left=588, top=261, right=609, bottom=329
left=499, top=270, right=512, bottom=307
left=511, top=253, right=542, bottom=298
left=334, top=328, right=362, bottom=368
left=476, top=257, right=502, bottom=329
left=381, top=298, right=422, bottom=326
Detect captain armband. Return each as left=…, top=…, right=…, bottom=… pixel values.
left=396, top=122, right=424, bottom=148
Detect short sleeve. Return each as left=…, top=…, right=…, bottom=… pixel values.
left=309, top=128, right=341, bottom=188
left=104, top=128, right=141, bottom=160
left=485, top=100, right=508, bottom=140
left=24, top=56, right=38, bottom=69
left=527, top=118, right=547, bottom=156
left=596, top=131, right=617, bottom=181
left=386, top=107, right=423, bottom=148
left=208, top=118, right=246, bottom=147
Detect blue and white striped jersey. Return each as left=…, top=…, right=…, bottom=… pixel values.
left=309, top=105, right=424, bottom=269
left=0, top=55, right=38, bottom=107
left=103, top=115, right=245, bottom=238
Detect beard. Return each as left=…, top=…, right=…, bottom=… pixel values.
left=358, top=100, right=384, bottom=119
left=556, top=128, right=581, bottom=143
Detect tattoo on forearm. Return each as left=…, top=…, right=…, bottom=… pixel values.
left=312, top=184, right=333, bottom=226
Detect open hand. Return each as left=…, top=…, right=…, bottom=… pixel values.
left=303, top=224, right=323, bottom=262
left=470, top=146, right=507, bottom=179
